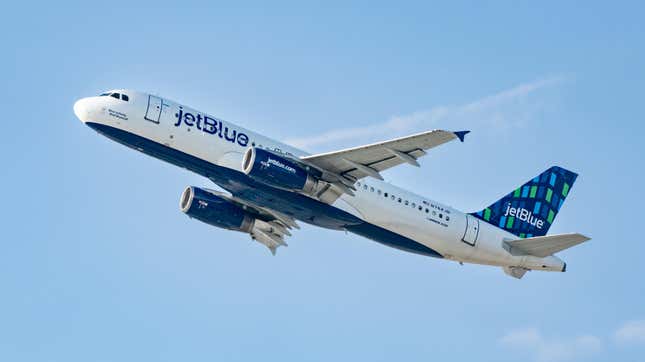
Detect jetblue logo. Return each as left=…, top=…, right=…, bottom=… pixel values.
left=503, top=204, right=545, bottom=229
left=174, top=107, right=249, bottom=147
left=262, top=157, right=296, bottom=174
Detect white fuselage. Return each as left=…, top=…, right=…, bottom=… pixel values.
left=73, top=90, right=565, bottom=272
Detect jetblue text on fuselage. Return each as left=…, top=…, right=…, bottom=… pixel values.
left=175, top=107, right=249, bottom=147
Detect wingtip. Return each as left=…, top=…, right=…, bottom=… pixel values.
left=454, top=130, right=470, bottom=142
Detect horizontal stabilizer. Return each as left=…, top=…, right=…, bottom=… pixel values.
left=503, top=233, right=590, bottom=257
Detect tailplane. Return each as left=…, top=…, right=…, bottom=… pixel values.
left=503, top=233, right=590, bottom=257
left=472, top=166, right=578, bottom=238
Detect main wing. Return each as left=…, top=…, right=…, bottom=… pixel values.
left=300, top=130, right=469, bottom=183
left=204, top=188, right=299, bottom=255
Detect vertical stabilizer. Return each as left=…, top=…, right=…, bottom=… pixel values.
left=472, top=166, right=578, bottom=238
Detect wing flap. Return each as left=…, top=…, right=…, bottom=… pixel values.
left=201, top=187, right=299, bottom=254
left=300, top=130, right=466, bottom=181
left=503, top=233, right=591, bottom=257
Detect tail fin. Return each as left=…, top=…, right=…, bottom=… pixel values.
left=471, top=166, right=578, bottom=238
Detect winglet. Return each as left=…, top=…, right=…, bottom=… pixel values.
left=454, top=130, right=470, bottom=142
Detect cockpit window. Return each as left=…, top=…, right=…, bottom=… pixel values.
left=99, top=91, right=128, bottom=101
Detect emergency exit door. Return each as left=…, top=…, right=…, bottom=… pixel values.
left=144, top=95, right=163, bottom=123
left=462, top=214, right=480, bottom=246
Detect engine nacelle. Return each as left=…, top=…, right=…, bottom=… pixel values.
left=180, top=186, right=254, bottom=232
left=179, top=186, right=291, bottom=254
left=242, top=147, right=320, bottom=194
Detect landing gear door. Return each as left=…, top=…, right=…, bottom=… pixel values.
left=462, top=214, right=480, bottom=246
left=144, top=95, right=163, bottom=123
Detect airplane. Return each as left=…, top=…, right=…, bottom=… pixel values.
left=73, top=89, right=590, bottom=279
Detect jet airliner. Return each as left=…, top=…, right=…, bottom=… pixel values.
left=74, top=90, right=590, bottom=279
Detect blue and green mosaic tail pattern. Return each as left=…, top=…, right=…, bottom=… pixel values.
left=471, top=166, right=578, bottom=238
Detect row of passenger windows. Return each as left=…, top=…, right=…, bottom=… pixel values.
left=99, top=92, right=129, bottom=102
left=356, top=181, right=450, bottom=221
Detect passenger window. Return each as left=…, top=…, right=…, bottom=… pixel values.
left=363, top=185, right=368, bottom=190
left=405, top=200, right=409, bottom=206
left=446, top=216, right=450, bottom=221
left=377, top=190, right=381, bottom=195
left=425, top=208, right=429, bottom=213
left=398, top=198, right=402, bottom=203
left=370, top=187, right=374, bottom=192
left=384, top=192, right=388, bottom=197
left=439, top=213, right=443, bottom=219
left=122, top=94, right=129, bottom=101
left=412, top=202, right=416, bottom=208
left=110, top=93, right=120, bottom=99
left=418, top=206, right=423, bottom=211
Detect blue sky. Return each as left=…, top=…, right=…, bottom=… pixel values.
left=1, top=1, right=644, bottom=361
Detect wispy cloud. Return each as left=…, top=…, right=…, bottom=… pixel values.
left=499, top=327, right=602, bottom=362
left=285, top=76, right=566, bottom=151
left=615, top=320, right=645, bottom=344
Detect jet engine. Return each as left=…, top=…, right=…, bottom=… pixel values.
left=242, top=147, right=321, bottom=194
left=180, top=186, right=290, bottom=254
left=180, top=186, right=255, bottom=232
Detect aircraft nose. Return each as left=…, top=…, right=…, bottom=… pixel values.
left=73, top=97, right=92, bottom=122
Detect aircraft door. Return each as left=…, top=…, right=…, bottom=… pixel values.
left=462, top=214, right=479, bottom=246
left=144, top=95, right=163, bottom=123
